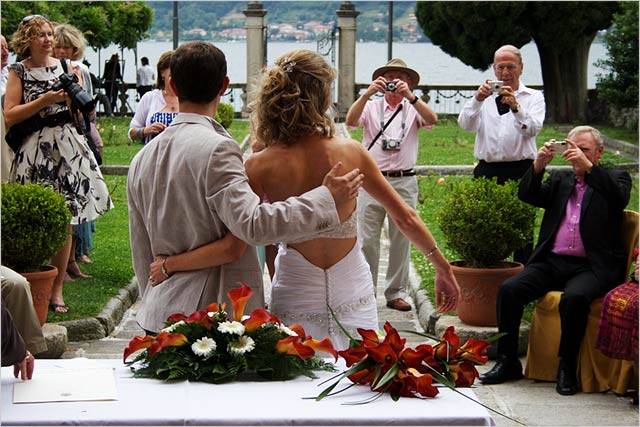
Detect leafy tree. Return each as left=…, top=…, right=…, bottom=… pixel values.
left=1, top=1, right=153, bottom=50
left=595, top=2, right=638, bottom=110
left=415, top=1, right=619, bottom=123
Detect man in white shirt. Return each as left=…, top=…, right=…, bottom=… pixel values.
left=136, top=56, right=155, bottom=99
left=458, top=44, right=546, bottom=263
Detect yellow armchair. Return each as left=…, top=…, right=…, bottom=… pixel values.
left=525, top=210, right=639, bottom=393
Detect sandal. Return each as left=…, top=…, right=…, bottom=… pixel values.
left=67, top=260, right=92, bottom=279
left=77, top=255, right=93, bottom=263
left=49, top=303, right=69, bottom=314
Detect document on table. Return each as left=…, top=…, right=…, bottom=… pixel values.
left=13, top=366, right=118, bottom=403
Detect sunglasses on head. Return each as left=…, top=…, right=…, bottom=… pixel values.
left=22, top=14, right=47, bottom=24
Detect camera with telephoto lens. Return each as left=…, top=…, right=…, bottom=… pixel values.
left=488, top=80, right=503, bottom=92
left=385, top=81, right=397, bottom=92
left=381, top=138, right=401, bottom=150
left=52, top=72, right=95, bottom=113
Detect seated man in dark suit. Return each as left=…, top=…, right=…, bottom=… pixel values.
left=479, top=125, right=632, bottom=396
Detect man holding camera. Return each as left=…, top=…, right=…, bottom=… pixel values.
left=458, top=44, right=546, bottom=264
left=480, top=126, right=631, bottom=396
left=346, top=58, right=437, bottom=312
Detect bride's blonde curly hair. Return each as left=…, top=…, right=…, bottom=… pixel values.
left=251, top=49, right=336, bottom=146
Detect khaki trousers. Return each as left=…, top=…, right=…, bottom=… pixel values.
left=1, top=266, right=47, bottom=354
left=357, top=176, right=418, bottom=302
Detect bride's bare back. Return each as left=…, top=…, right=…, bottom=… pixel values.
left=245, top=136, right=364, bottom=269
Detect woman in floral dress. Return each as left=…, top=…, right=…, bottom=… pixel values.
left=4, top=15, right=113, bottom=313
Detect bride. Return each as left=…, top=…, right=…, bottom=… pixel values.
left=149, top=49, right=460, bottom=349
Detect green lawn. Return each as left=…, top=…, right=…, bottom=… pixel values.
left=51, top=116, right=638, bottom=322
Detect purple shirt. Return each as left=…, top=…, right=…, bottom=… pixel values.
left=551, top=178, right=587, bottom=257
left=349, top=97, right=431, bottom=171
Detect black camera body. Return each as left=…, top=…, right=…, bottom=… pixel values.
left=381, top=138, right=401, bottom=150
left=385, top=81, right=396, bottom=92
left=52, top=72, right=95, bottom=113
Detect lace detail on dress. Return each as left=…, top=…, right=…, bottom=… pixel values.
left=277, top=293, right=375, bottom=337
left=288, top=209, right=358, bottom=243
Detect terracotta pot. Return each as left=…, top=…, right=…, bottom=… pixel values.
left=450, top=260, right=523, bottom=327
left=21, top=265, right=58, bottom=326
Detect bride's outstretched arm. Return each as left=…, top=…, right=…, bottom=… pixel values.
left=355, top=142, right=460, bottom=313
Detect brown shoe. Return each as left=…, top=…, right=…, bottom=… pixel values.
left=386, top=298, right=411, bottom=311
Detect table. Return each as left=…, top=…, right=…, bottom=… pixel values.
left=2, top=359, right=495, bottom=426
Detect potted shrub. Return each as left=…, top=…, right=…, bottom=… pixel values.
left=1, top=183, right=71, bottom=324
left=438, top=177, right=536, bottom=326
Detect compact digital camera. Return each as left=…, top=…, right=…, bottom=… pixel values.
left=382, top=138, right=401, bottom=150
left=488, top=80, right=503, bottom=93
left=549, top=140, right=568, bottom=154
left=385, top=81, right=397, bottom=92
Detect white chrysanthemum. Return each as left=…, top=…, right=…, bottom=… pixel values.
left=161, top=320, right=186, bottom=333
left=207, top=311, right=216, bottom=318
left=241, top=315, right=250, bottom=321
left=217, top=321, right=245, bottom=335
left=228, top=336, right=255, bottom=355
left=191, top=337, right=217, bottom=357
left=278, top=324, right=298, bottom=337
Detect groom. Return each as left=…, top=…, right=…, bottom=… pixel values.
left=128, top=41, right=363, bottom=333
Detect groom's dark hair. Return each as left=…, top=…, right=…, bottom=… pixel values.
left=170, top=41, right=227, bottom=104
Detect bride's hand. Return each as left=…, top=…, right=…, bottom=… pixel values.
left=149, top=255, right=169, bottom=287
left=434, top=267, right=460, bottom=312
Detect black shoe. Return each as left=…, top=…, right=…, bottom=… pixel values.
left=479, top=355, right=524, bottom=384
left=556, top=359, right=577, bottom=396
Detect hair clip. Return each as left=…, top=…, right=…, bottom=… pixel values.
left=278, top=57, right=296, bottom=73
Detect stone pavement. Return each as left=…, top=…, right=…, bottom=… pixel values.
left=61, top=224, right=638, bottom=426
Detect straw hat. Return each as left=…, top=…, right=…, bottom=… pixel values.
left=372, top=58, right=420, bottom=88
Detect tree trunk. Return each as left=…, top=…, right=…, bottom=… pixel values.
left=535, top=34, right=595, bottom=123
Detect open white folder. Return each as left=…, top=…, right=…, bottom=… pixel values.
left=13, top=366, right=118, bottom=404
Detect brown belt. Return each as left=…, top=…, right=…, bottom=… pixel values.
left=381, top=169, right=415, bottom=177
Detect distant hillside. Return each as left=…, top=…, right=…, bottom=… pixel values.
left=145, top=1, right=428, bottom=42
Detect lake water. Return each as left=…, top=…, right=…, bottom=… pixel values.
left=84, top=40, right=608, bottom=88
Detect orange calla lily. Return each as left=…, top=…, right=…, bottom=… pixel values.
left=186, top=310, right=210, bottom=325
left=166, top=313, right=186, bottom=323
left=381, top=321, right=406, bottom=353
left=228, top=283, right=253, bottom=321
left=449, top=361, right=479, bottom=387
left=457, top=337, right=490, bottom=364
left=288, top=323, right=307, bottom=339
left=206, top=301, right=227, bottom=313
left=275, top=336, right=315, bottom=360
left=339, top=343, right=368, bottom=366
left=434, top=326, right=461, bottom=360
left=123, top=335, right=154, bottom=362
left=244, top=308, right=276, bottom=332
left=356, top=327, right=381, bottom=345
left=150, top=332, right=188, bottom=356
left=300, top=337, right=338, bottom=361
left=366, top=342, right=397, bottom=367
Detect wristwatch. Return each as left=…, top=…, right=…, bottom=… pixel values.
left=511, top=102, right=520, bottom=113
left=410, top=95, right=419, bottom=105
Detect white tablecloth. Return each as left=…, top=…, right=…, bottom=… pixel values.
left=2, top=359, right=495, bottom=426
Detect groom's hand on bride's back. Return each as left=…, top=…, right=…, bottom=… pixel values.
left=322, top=162, right=363, bottom=207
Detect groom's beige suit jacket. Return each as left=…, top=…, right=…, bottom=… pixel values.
left=127, top=113, right=339, bottom=332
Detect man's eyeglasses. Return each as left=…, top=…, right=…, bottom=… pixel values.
left=22, top=14, right=47, bottom=24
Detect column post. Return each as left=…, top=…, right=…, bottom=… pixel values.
left=336, top=2, right=360, bottom=119
left=243, top=2, right=267, bottom=117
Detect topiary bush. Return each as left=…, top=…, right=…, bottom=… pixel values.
left=1, top=183, right=71, bottom=272
left=438, top=177, right=536, bottom=268
left=215, top=102, right=234, bottom=129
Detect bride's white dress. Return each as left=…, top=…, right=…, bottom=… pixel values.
left=269, top=211, right=379, bottom=350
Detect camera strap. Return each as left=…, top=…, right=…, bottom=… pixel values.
left=366, top=100, right=406, bottom=151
